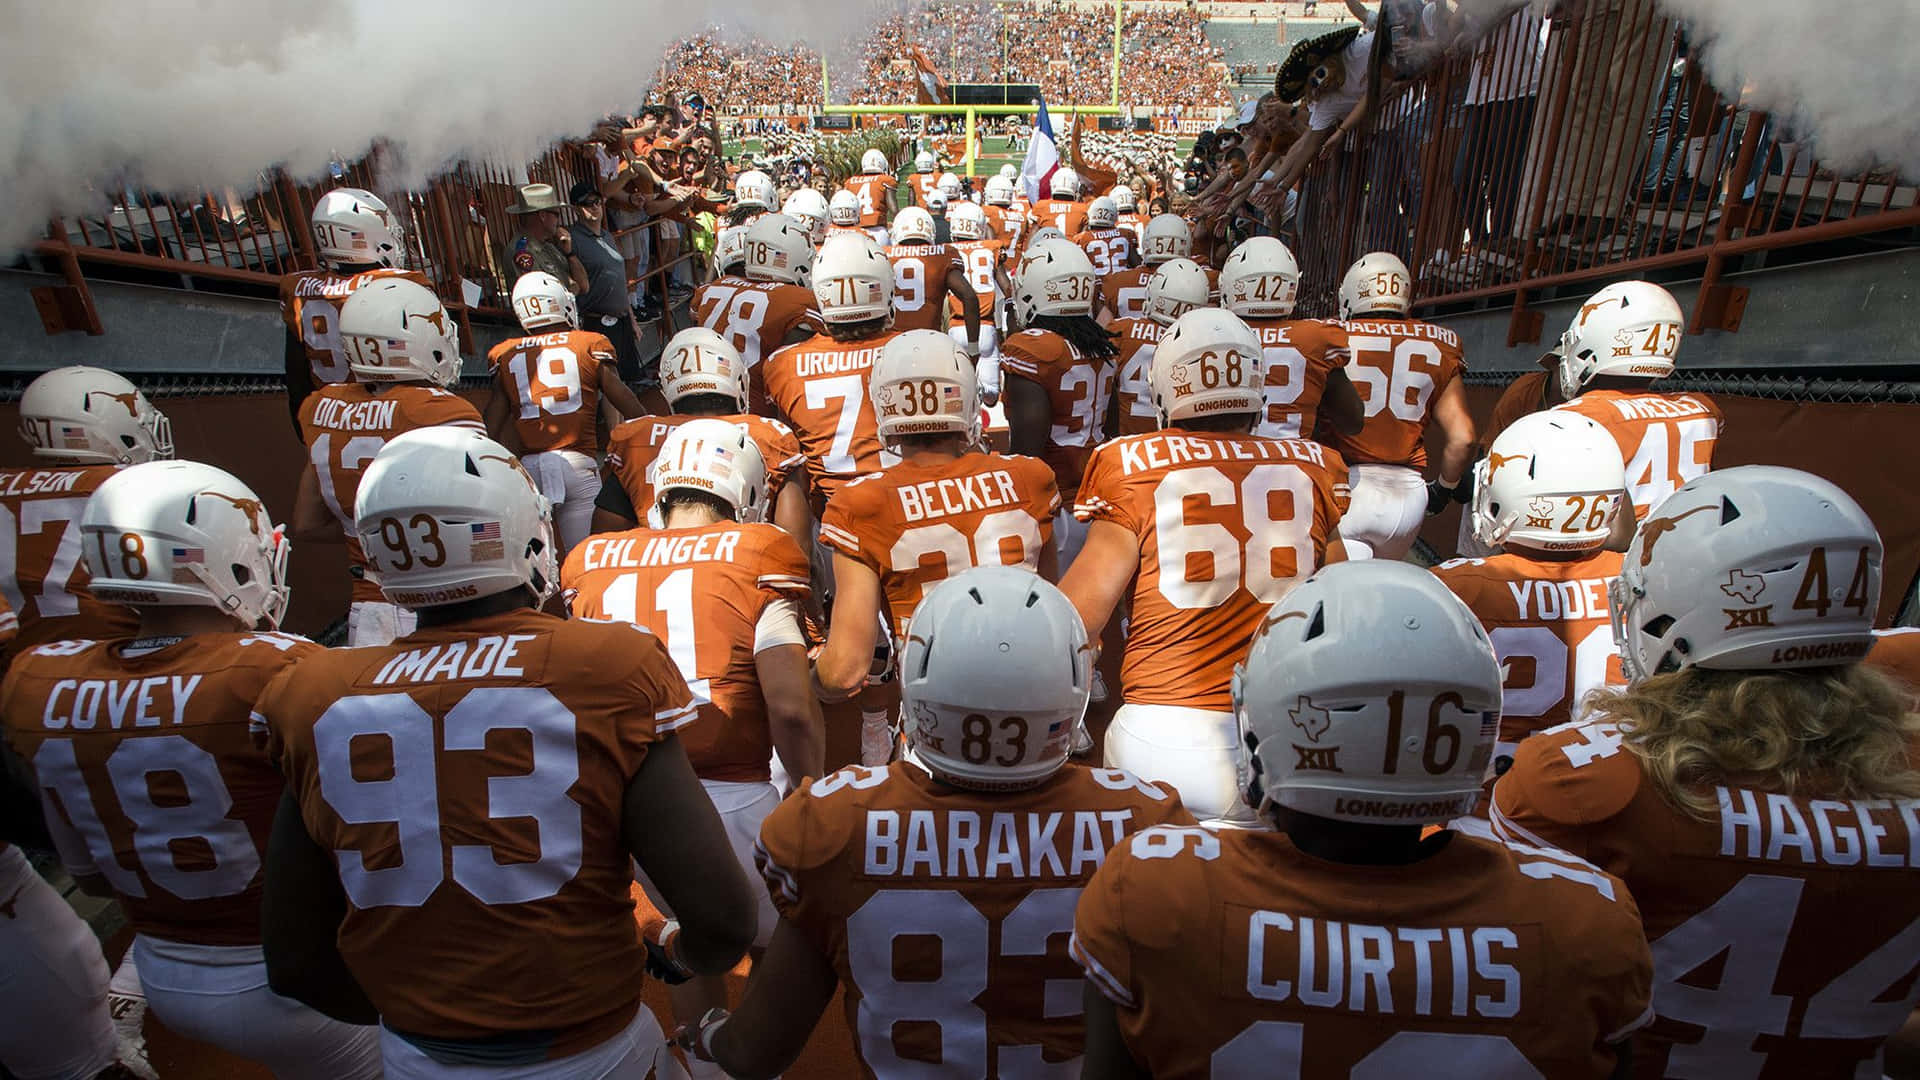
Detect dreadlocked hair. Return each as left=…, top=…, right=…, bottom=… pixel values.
left=1588, top=665, right=1920, bottom=821
left=1026, top=314, right=1119, bottom=360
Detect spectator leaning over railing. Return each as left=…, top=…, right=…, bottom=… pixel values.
left=503, top=184, right=588, bottom=294
left=565, top=180, right=650, bottom=387
left=1449, top=0, right=1546, bottom=259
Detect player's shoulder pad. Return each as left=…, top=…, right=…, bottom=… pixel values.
left=761, top=763, right=894, bottom=874
left=1496, top=718, right=1644, bottom=832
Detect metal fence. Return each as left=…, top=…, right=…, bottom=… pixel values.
left=1284, top=0, right=1920, bottom=338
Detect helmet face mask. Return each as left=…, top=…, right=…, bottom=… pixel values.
left=19, top=366, right=173, bottom=465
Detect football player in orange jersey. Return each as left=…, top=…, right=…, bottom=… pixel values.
left=782, top=188, right=831, bottom=248
left=1492, top=467, right=1920, bottom=1078
left=1108, top=257, right=1211, bottom=436
left=1002, top=238, right=1120, bottom=572
left=983, top=173, right=1028, bottom=255
left=907, top=149, right=941, bottom=209
left=259, top=427, right=756, bottom=1078
left=293, top=278, right=483, bottom=648
left=1098, top=213, right=1211, bottom=326
left=1110, top=183, right=1147, bottom=240
left=1062, top=308, right=1351, bottom=826
left=1325, top=251, right=1476, bottom=562
left=885, top=206, right=982, bottom=348
left=814, top=333, right=1061, bottom=763
left=824, top=190, right=871, bottom=245
left=945, top=201, right=1015, bottom=404
left=1548, top=280, right=1722, bottom=523
left=1028, top=166, right=1092, bottom=239
left=1071, top=196, right=1141, bottom=286
left=563, top=420, right=822, bottom=1070
left=695, top=213, right=821, bottom=404
left=2, top=366, right=171, bottom=664
left=2, top=461, right=384, bottom=1078
left=596, top=328, right=809, bottom=541
left=1073, top=560, right=1654, bottom=1078
left=1432, top=412, right=1630, bottom=803
left=676, top=566, right=1196, bottom=1077
left=1217, top=235, right=1365, bottom=442
left=845, top=149, right=899, bottom=241
left=484, top=271, right=646, bottom=557
left=280, top=187, right=425, bottom=425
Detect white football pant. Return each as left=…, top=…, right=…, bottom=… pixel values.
left=1337, top=463, right=1428, bottom=562
left=1103, top=705, right=1262, bottom=828
left=635, top=778, right=782, bottom=951
left=379, top=1004, right=684, bottom=1080
left=347, top=601, right=418, bottom=648
left=950, top=324, right=1001, bottom=400
left=0, top=846, right=118, bottom=1080
left=133, top=936, right=382, bottom=1079
left=524, top=449, right=602, bottom=558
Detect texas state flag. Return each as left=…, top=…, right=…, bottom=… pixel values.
left=1019, top=97, right=1060, bottom=206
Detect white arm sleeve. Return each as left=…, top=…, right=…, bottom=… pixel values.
left=753, top=595, right=806, bottom=654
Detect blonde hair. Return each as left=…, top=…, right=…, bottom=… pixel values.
left=1588, top=665, right=1920, bottom=820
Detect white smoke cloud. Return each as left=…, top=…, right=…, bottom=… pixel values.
left=0, top=0, right=888, bottom=254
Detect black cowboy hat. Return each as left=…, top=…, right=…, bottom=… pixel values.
left=1275, top=24, right=1362, bottom=103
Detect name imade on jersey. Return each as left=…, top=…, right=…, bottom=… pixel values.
left=1117, top=433, right=1327, bottom=476
left=1718, top=786, right=1920, bottom=868
left=864, top=807, right=1138, bottom=879
left=1603, top=395, right=1712, bottom=421
left=0, top=469, right=88, bottom=497
left=309, top=395, right=398, bottom=432
left=39, top=675, right=204, bottom=730
left=579, top=531, right=743, bottom=572
left=370, top=634, right=537, bottom=686
left=1246, top=914, right=1523, bottom=1019
left=897, top=469, right=1023, bottom=523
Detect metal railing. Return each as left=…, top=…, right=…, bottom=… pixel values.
left=1284, top=1, right=1920, bottom=339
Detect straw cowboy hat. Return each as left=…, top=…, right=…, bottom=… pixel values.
left=506, top=183, right=565, bottom=215
left=1275, top=25, right=1363, bottom=103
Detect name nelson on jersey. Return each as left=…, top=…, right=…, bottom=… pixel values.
left=1116, top=433, right=1329, bottom=476
left=36, top=672, right=205, bottom=729
left=1245, top=913, right=1528, bottom=1019
left=0, top=469, right=89, bottom=497
left=864, top=806, right=1142, bottom=879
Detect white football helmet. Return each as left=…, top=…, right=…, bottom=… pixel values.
left=338, top=278, right=461, bottom=386
left=1234, top=560, right=1503, bottom=826
left=900, top=565, right=1091, bottom=790
left=915, top=151, right=937, bottom=173
left=828, top=189, right=861, bottom=227
left=1151, top=308, right=1266, bottom=426
left=1110, top=184, right=1137, bottom=212
left=1012, top=239, right=1097, bottom=323
left=311, top=187, right=403, bottom=268
left=18, top=366, right=173, bottom=465
left=984, top=175, right=1015, bottom=207
left=892, top=206, right=935, bottom=244
left=1338, top=251, right=1413, bottom=318
left=81, top=461, right=289, bottom=630
left=871, top=330, right=980, bottom=445
left=1611, top=466, right=1881, bottom=680
left=1144, top=258, right=1212, bottom=325
left=948, top=201, right=988, bottom=242
left=1087, top=196, right=1119, bottom=230
left=714, top=224, right=749, bottom=276
left=652, top=418, right=768, bottom=524
left=812, top=233, right=894, bottom=324
left=781, top=189, right=830, bottom=244
left=998, top=164, right=1018, bottom=180
left=660, top=327, right=747, bottom=410
left=927, top=192, right=949, bottom=216
left=1139, top=214, right=1192, bottom=264
left=734, top=170, right=776, bottom=212
left=355, top=427, right=557, bottom=608
left=1554, top=280, right=1684, bottom=400
left=1027, top=225, right=1066, bottom=247
left=861, top=149, right=890, bottom=175
left=1471, top=411, right=1625, bottom=553
left=510, top=271, right=578, bottom=333
left=1220, top=236, right=1301, bottom=318
left=936, top=172, right=963, bottom=200
left=1048, top=167, right=1081, bottom=199
left=745, top=213, right=815, bottom=287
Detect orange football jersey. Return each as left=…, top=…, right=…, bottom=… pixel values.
left=1244, top=317, right=1349, bottom=441
left=1108, top=317, right=1169, bottom=437
left=692, top=275, right=821, bottom=379
left=257, top=609, right=694, bottom=1056
left=0, top=593, right=15, bottom=646
left=1492, top=720, right=1920, bottom=1078
left=983, top=204, right=1026, bottom=251
left=1868, top=627, right=1920, bottom=695
left=1028, top=198, right=1090, bottom=238
left=279, top=267, right=432, bottom=386
left=1074, top=432, right=1348, bottom=710
left=818, top=452, right=1060, bottom=638
left=909, top=172, right=941, bottom=210
left=884, top=243, right=961, bottom=333
left=999, top=329, right=1117, bottom=501
left=1070, top=227, right=1139, bottom=280
left=1, top=632, right=319, bottom=946
left=845, top=175, right=898, bottom=228
left=560, top=522, right=810, bottom=783
left=1102, top=265, right=1219, bottom=322
left=1433, top=551, right=1627, bottom=795
left=1554, top=390, right=1722, bottom=519
left=0, top=465, right=139, bottom=661
left=1114, top=211, right=1147, bottom=241
left=1327, top=318, right=1467, bottom=468
left=948, top=239, right=1007, bottom=321
left=298, top=383, right=483, bottom=603
left=603, top=413, right=804, bottom=523
left=760, top=331, right=905, bottom=505
left=1071, top=824, right=1653, bottom=1078
left=756, top=761, right=1195, bottom=1077
left=485, top=329, right=615, bottom=454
